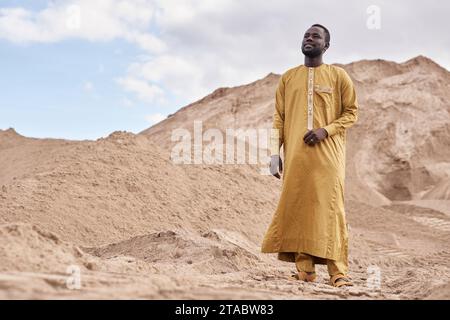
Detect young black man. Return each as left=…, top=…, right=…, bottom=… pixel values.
left=261, top=24, right=358, bottom=288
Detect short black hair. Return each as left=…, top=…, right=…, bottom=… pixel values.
left=311, top=24, right=330, bottom=44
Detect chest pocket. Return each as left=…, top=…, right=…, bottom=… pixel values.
left=314, top=84, right=334, bottom=109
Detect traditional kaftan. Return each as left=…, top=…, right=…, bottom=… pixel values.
left=261, top=64, right=358, bottom=263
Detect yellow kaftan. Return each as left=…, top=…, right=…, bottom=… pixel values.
left=261, top=63, right=358, bottom=263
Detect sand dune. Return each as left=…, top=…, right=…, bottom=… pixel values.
left=0, top=56, right=449, bottom=299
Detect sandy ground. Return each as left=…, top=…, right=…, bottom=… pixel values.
left=0, top=56, right=449, bottom=299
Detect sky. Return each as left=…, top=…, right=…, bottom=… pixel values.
left=0, top=0, right=449, bottom=140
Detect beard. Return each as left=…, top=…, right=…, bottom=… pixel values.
left=302, top=46, right=323, bottom=58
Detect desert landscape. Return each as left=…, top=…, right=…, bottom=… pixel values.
left=0, top=56, right=449, bottom=299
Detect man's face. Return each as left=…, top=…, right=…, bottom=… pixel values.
left=301, top=26, right=329, bottom=58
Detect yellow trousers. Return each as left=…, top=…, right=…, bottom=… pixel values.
left=294, top=252, right=348, bottom=276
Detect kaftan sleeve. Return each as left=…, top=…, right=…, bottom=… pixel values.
left=323, top=69, right=358, bottom=137
left=270, top=75, right=286, bottom=156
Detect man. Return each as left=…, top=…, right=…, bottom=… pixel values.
left=261, top=24, right=358, bottom=288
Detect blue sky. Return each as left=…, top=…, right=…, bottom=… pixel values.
left=0, top=0, right=174, bottom=139
left=0, top=38, right=162, bottom=139
left=0, top=0, right=449, bottom=140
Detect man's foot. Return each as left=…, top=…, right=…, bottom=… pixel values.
left=329, top=274, right=353, bottom=287
left=290, top=271, right=316, bottom=282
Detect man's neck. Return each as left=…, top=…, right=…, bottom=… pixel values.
left=304, top=56, right=323, bottom=67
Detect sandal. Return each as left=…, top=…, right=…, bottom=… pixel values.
left=330, top=274, right=353, bottom=287
left=290, top=271, right=317, bottom=282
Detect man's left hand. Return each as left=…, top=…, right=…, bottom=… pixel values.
left=303, top=128, right=328, bottom=146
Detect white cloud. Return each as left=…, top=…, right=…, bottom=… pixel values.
left=145, top=113, right=166, bottom=125
left=116, top=76, right=165, bottom=104
left=1, top=0, right=449, bottom=108
left=126, top=54, right=204, bottom=99
left=125, top=32, right=166, bottom=54
left=0, top=0, right=165, bottom=53
left=83, top=81, right=94, bottom=92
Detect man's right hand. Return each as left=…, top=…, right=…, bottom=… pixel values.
left=269, top=155, right=283, bottom=179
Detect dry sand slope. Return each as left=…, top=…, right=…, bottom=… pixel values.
left=0, top=56, right=449, bottom=299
